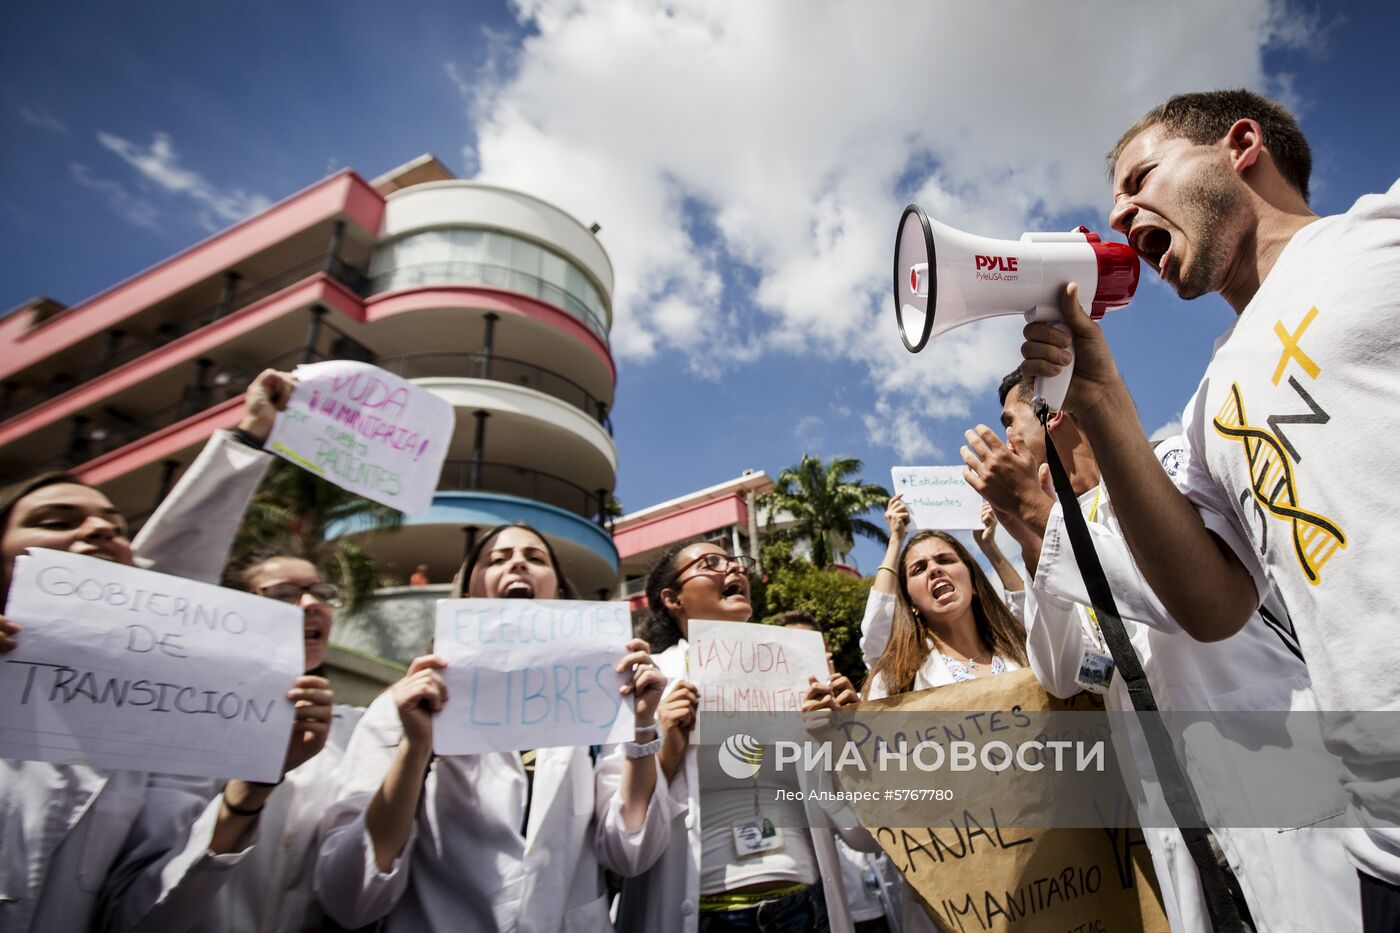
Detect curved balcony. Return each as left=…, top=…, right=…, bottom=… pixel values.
left=377, top=351, right=611, bottom=432
left=438, top=459, right=610, bottom=525
left=369, top=258, right=609, bottom=346
left=420, top=377, right=617, bottom=493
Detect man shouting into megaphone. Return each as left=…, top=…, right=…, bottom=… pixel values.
left=1019, top=88, right=1400, bottom=930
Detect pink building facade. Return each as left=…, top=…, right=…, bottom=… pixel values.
left=0, top=155, right=620, bottom=600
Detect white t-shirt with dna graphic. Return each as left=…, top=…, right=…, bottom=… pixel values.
left=1176, top=178, right=1400, bottom=882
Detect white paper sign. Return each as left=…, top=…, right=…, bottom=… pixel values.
left=433, top=599, right=635, bottom=755
left=688, top=619, right=828, bottom=715
left=891, top=465, right=983, bottom=531
left=266, top=360, right=454, bottom=515
left=0, top=549, right=302, bottom=782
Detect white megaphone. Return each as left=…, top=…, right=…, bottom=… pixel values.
left=894, top=204, right=1139, bottom=411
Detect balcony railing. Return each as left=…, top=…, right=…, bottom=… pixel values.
left=369, top=260, right=610, bottom=345
left=438, top=459, right=609, bottom=526
left=62, top=346, right=324, bottom=466
left=0, top=253, right=367, bottom=425
left=375, top=351, right=611, bottom=433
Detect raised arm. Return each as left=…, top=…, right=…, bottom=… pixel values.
left=1021, top=285, right=1260, bottom=640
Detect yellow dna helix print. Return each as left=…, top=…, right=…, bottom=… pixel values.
left=1212, top=383, right=1346, bottom=585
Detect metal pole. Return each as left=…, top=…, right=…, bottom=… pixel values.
left=481, top=312, right=499, bottom=380
left=746, top=488, right=762, bottom=574
left=301, top=305, right=327, bottom=364
left=469, top=410, right=489, bottom=488
left=323, top=220, right=345, bottom=275
left=215, top=271, right=242, bottom=319
left=155, top=459, right=181, bottom=505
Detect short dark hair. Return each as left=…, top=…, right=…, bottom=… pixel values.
left=1109, top=89, right=1311, bottom=201
left=772, top=610, right=821, bottom=632
left=0, top=472, right=89, bottom=537
left=997, top=369, right=1032, bottom=407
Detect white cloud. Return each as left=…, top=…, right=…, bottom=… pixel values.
left=1149, top=418, right=1184, bottom=443
left=461, top=0, right=1309, bottom=453
left=19, top=105, right=68, bottom=134
left=96, top=131, right=271, bottom=231
left=69, top=163, right=159, bottom=230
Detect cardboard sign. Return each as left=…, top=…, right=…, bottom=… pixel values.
left=433, top=599, right=635, bottom=755
left=689, top=619, right=828, bottom=715
left=0, top=549, right=302, bottom=782
left=846, top=670, right=1169, bottom=932
left=266, top=360, right=454, bottom=515
left=892, top=466, right=983, bottom=531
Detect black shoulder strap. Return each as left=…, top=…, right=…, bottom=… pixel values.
left=1039, top=409, right=1244, bottom=931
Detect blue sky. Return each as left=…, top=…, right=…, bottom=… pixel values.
left=3, top=1, right=1398, bottom=576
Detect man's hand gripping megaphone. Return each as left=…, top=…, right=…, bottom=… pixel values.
left=1020, top=282, right=1125, bottom=417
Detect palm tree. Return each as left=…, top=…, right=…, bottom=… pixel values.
left=761, top=455, right=890, bottom=568
left=228, top=460, right=404, bottom=607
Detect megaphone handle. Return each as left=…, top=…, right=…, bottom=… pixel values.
left=1026, top=306, right=1074, bottom=411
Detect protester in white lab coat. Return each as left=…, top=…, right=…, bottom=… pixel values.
left=859, top=496, right=1025, bottom=670
left=855, top=528, right=1027, bottom=932
left=615, top=540, right=862, bottom=933
left=160, top=552, right=356, bottom=933
left=315, top=523, right=671, bottom=932
left=959, top=367, right=1359, bottom=932
left=0, top=400, right=333, bottom=933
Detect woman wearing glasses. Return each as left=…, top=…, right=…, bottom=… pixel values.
left=615, top=541, right=861, bottom=933
left=164, top=552, right=362, bottom=933
left=315, top=523, right=672, bottom=932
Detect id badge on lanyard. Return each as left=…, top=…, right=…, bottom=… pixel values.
left=733, top=779, right=784, bottom=857
left=1074, top=489, right=1115, bottom=694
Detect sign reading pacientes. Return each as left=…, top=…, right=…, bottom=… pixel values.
left=266, top=360, right=455, bottom=515
left=845, top=671, right=1169, bottom=932
left=433, top=599, right=636, bottom=755
left=689, top=619, right=828, bottom=715
left=0, top=549, right=302, bottom=783
left=891, top=466, right=983, bottom=531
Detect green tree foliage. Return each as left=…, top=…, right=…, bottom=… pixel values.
left=755, top=538, right=873, bottom=687
left=760, top=454, right=890, bottom=568
left=227, top=460, right=403, bottom=608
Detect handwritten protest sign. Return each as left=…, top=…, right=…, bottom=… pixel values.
left=266, top=360, right=454, bottom=515
left=0, top=549, right=302, bottom=782
left=689, top=619, right=828, bottom=716
left=892, top=466, right=983, bottom=531
left=844, top=671, right=1168, bottom=932
left=433, top=599, right=635, bottom=755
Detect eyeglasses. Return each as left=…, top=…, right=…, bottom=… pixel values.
left=260, top=582, right=343, bottom=608
left=673, top=553, right=757, bottom=584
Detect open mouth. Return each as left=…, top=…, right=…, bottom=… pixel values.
left=721, top=579, right=749, bottom=600
left=931, top=580, right=956, bottom=600
left=1130, top=225, right=1173, bottom=277
left=502, top=580, right=534, bottom=599
left=304, top=627, right=324, bottom=643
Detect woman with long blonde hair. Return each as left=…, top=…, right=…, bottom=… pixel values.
left=863, top=529, right=1027, bottom=699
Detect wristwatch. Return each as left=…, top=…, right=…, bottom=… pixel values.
left=625, top=736, right=664, bottom=758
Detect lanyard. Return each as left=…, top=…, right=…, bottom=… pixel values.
left=1039, top=407, right=1244, bottom=932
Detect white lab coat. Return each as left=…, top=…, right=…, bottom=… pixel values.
left=315, top=689, right=672, bottom=932
left=2, top=429, right=274, bottom=933
left=131, top=428, right=274, bottom=585
left=614, top=641, right=854, bottom=933
left=1025, top=469, right=1360, bottom=933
